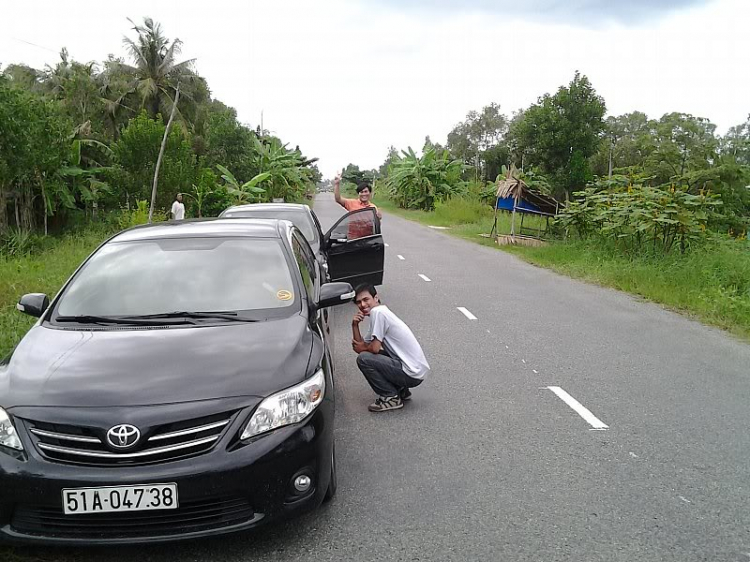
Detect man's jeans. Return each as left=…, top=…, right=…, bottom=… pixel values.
left=356, top=351, right=422, bottom=397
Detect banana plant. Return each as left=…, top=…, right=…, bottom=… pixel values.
left=252, top=137, right=311, bottom=202
left=216, top=164, right=269, bottom=205
left=387, top=147, right=464, bottom=210
left=58, top=139, right=112, bottom=219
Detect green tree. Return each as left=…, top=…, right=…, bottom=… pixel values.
left=195, top=101, right=256, bottom=181
left=447, top=103, right=508, bottom=180
left=99, top=56, right=136, bottom=141
left=112, top=111, right=195, bottom=209
left=0, top=84, right=71, bottom=233
left=515, top=72, right=606, bottom=199
left=379, top=146, right=400, bottom=178
left=722, top=115, right=750, bottom=165
left=591, top=111, right=653, bottom=177
left=645, top=112, right=718, bottom=185
left=43, top=49, right=106, bottom=134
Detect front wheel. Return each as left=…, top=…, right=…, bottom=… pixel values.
left=323, top=443, right=337, bottom=502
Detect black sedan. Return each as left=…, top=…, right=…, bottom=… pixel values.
left=0, top=218, right=371, bottom=545
left=219, top=203, right=385, bottom=286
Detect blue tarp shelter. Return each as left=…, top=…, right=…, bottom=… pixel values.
left=490, top=168, right=560, bottom=239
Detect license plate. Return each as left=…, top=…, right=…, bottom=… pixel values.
left=62, top=483, right=179, bottom=515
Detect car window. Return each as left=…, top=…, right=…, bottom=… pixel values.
left=56, top=238, right=298, bottom=318
left=329, top=209, right=377, bottom=241
left=291, top=232, right=316, bottom=301
left=223, top=209, right=318, bottom=244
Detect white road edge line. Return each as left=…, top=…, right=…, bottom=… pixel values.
left=457, top=307, right=477, bottom=320
left=546, top=386, right=609, bottom=430
left=418, top=274, right=431, bottom=282
left=397, top=255, right=405, bottom=260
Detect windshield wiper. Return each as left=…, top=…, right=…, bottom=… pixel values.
left=124, top=311, right=259, bottom=323
left=54, top=315, right=191, bottom=326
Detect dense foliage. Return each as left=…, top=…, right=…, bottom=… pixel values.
left=0, top=17, right=319, bottom=247
left=373, top=71, right=748, bottom=238
left=556, top=180, right=722, bottom=253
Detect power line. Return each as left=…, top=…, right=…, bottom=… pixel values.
left=10, top=36, right=59, bottom=54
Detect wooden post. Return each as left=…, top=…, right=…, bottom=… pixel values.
left=491, top=197, right=499, bottom=238
left=510, top=205, right=517, bottom=239
left=148, top=84, right=180, bottom=224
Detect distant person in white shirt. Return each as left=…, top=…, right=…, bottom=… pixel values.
left=171, top=193, right=185, bottom=220
left=351, top=283, right=430, bottom=412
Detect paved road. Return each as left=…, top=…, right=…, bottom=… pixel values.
left=7, top=193, right=750, bottom=561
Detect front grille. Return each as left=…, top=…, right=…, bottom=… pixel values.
left=25, top=411, right=236, bottom=466
left=11, top=496, right=257, bottom=539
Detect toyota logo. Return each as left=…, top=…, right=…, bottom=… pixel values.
left=107, top=424, right=141, bottom=449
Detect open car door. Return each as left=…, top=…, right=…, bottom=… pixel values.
left=324, top=207, right=384, bottom=286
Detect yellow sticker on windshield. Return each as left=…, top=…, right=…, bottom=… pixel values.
left=277, top=290, right=293, bottom=301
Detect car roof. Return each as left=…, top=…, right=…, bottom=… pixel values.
left=111, top=218, right=294, bottom=243
left=221, top=203, right=311, bottom=215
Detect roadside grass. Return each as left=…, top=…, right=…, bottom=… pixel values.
left=502, top=238, right=750, bottom=339
left=376, top=195, right=750, bottom=340
left=0, top=231, right=108, bottom=358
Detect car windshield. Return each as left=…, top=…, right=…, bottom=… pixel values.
left=55, top=237, right=297, bottom=319
left=223, top=209, right=318, bottom=245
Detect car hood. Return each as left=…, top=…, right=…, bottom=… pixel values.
left=0, top=316, right=314, bottom=408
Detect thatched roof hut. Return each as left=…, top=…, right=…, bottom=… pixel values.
left=491, top=166, right=561, bottom=240
left=495, top=167, right=559, bottom=216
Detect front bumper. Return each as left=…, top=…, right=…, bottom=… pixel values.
left=0, top=405, right=334, bottom=545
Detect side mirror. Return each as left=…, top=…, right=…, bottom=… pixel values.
left=17, top=293, right=50, bottom=318
left=317, top=282, right=355, bottom=309
left=324, top=235, right=348, bottom=249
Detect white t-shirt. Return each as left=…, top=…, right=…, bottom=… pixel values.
left=171, top=201, right=185, bottom=220
left=367, top=305, right=430, bottom=379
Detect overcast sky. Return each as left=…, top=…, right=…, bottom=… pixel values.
left=2, top=0, right=748, bottom=178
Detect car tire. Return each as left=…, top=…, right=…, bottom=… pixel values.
left=323, top=443, right=337, bottom=502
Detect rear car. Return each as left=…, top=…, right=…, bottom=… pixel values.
left=220, top=203, right=385, bottom=287
left=0, top=218, right=369, bottom=545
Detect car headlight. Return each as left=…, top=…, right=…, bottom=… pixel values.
left=241, top=370, right=325, bottom=440
left=0, top=408, right=24, bottom=451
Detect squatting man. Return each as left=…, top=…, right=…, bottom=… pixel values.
left=350, top=284, right=430, bottom=412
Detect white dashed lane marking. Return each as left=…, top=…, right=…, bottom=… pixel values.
left=546, top=386, right=609, bottom=430
left=457, top=307, right=477, bottom=320
left=418, top=274, right=431, bottom=282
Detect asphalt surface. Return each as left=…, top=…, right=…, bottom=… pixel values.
left=6, top=192, right=750, bottom=562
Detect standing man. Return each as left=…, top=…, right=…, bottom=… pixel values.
left=334, top=172, right=383, bottom=220
left=171, top=193, right=185, bottom=221
left=351, top=284, right=430, bottom=412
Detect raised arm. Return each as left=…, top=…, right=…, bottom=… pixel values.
left=334, top=171, right=345, bottom=207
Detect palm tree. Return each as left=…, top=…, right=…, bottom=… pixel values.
left=119, top=18, right=199, bottom=124
left=44, top=49, right=105, bottom=132
left=99, top=57, right=135, bottom=141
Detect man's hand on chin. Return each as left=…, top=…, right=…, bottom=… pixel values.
left=352, top=311, right=366, bottom=325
